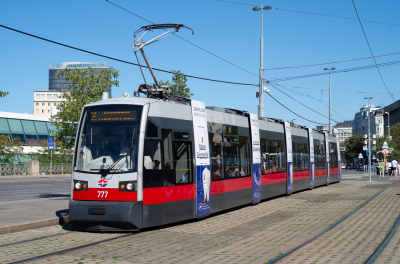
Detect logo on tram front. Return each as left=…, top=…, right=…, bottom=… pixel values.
left=97, top=179, right=109, bottom=187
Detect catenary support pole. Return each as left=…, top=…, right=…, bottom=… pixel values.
left=259, top=5, right=264, bottom=118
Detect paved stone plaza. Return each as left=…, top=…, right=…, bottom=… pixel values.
left=1, top=179, right=400, bottom=263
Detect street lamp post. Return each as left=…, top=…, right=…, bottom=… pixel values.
left=324, top=67, right=336, bottom=134
left=253, top=5, right=274, bottom=118
left=385, top=112, right=391, bottom=140
left=365, top=97, right=372, bottom=181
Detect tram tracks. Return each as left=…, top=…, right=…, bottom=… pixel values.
left=1, top=181, right=398, bottom=264
left=267, top=181, right=398, bottom=264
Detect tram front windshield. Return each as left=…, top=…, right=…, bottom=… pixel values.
left=74, top=105, right=142, bottom=174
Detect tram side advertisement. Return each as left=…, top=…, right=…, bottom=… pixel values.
left=284, top=122, right=293, bottom=194
left=191, top=100, right=211, bottom=216
left=324, top=132, right=330, bottom=185
left=250, top=114, right=261, bottom=203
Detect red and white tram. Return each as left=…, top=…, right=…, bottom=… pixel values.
left=69, top=24, right=341, bottom=231
left=69, top=95, right=341, bottom=231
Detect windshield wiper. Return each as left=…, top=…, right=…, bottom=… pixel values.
left=100, top=147, right=132, bottom=178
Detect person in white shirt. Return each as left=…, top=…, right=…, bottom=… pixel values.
left=387, top=160, right=392, bottom=176
left=392, top=159, right=398, bottom=176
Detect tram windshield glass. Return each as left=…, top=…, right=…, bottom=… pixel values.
left=74, top=105, right=143, bottom=174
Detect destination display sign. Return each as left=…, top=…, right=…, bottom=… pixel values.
left=91, top=111, right=137, bottom=122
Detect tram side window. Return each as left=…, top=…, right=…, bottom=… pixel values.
left=223, top=135, right=239, bottom=178
left=174, top=141, right=193, bottom=184
left=313, top=139, right=326, bottom=169
left=210, top=133, right=223, bottom=180
left=292, top=136, right=309, bottom=171
left=143, top=140, right=163, bottom=188
left=146, top=120, right=159, bottom=138
left=238, top=136, right=250, bottom=177
left=163, top=130, right=175, bottom=186
left=260, top=131, right=286, bottom=175
left=329, top=142, right=338, bottom=168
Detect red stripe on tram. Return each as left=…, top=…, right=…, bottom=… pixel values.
left=73, top=188, right=137, bottom=202
left=143, top=184, right=196, bottom=205
left=210, top=177, right=252, bottom=195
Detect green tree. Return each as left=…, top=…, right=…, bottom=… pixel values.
left=30, top=141, right=73, bottom=163
left=0, top=91, right=9, bottom=98
left=375, top=123, right=400, bottom=161
left=50, top=67, right=120, bottom=149
left=0, top=135, right=25, bottom=163
left=342, top=134, right=363, bottom=162
left=159, top=70, right=193, bottom=98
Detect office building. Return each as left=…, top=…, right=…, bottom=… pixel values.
left=49, top=61, right=111, bottom=95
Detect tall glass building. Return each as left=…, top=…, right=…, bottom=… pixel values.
left=49, top=62, right=111, bottom=95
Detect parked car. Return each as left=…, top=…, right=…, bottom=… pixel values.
left=341, top=163, right=346, bottom=169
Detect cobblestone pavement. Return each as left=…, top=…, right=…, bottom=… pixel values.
left=1, top=180, right=398, bottom=264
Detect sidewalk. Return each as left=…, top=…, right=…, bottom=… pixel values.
left=0, top=174, right=71, bottom=183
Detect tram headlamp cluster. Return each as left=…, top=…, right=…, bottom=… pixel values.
left=119, top=181, right=136, bottom=192
left=73, top=180, right=88, bottom=191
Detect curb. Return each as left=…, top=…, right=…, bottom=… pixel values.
left=0, top=216, right=70, bottom=235
left=0, top=178, right=70, bottom=184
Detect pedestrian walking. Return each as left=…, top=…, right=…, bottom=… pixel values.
left=387, top=160, right=392, bottom=176
left=380, top=160, right=385, bottom=177
left=397, top=162, right=400, bottom=176
left=392, top=159, right=398, bottom=176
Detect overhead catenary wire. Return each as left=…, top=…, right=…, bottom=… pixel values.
left=272, top=83, right=353, bottom=119
left=106, top=0, right=260, bottom=79
left=217, top=0, right=400, bottom=28
left=0, top=24, right=343, bottom=127
left=0, top=24, right=258, bottom=87
left=269, top=83, right=338, bottom=122
left=268, top=59, right=400, bottom=82
left=267, top=93, right=328, bottom=125
left=351, top=0, right=394, bottom=102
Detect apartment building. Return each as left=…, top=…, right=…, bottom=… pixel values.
left=33, top=91, right=66, bottom=116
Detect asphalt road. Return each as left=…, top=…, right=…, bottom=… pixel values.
left=0, top=180, right=70, bottom=202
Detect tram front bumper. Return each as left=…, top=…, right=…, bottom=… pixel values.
left=69, top=200, right=142, bottom=231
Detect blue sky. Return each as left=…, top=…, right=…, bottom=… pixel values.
left=1, top=0, right=399, bottom=128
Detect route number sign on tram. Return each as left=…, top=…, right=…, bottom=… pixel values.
left=47, top=137, right=55, bottom=150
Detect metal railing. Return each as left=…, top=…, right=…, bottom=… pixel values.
left=0, top=164, right=30, bottom=176
left=39, top=163, right=72, bottom=175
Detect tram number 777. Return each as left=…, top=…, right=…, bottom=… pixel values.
left=97, top=191, right=108, bottom=198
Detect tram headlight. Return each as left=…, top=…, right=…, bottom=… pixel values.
left=119, top=181, right=136, bottom=192
left=73, top=180, right=88, bottom=191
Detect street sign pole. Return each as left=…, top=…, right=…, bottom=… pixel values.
left=47, top=137, right=55, bottom=179
left=50, top=150, right=52, bottom=179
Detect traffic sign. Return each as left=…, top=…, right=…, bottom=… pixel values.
left=47, top=137, right=55, bottom=150
left=382, top=149, right=389, bottom=155
left=366, top=149, right=369, bottom=156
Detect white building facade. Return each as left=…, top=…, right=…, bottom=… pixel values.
left=352, top=105, right=384, bottom=138
left=333, top=120, right=353, bottom=142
